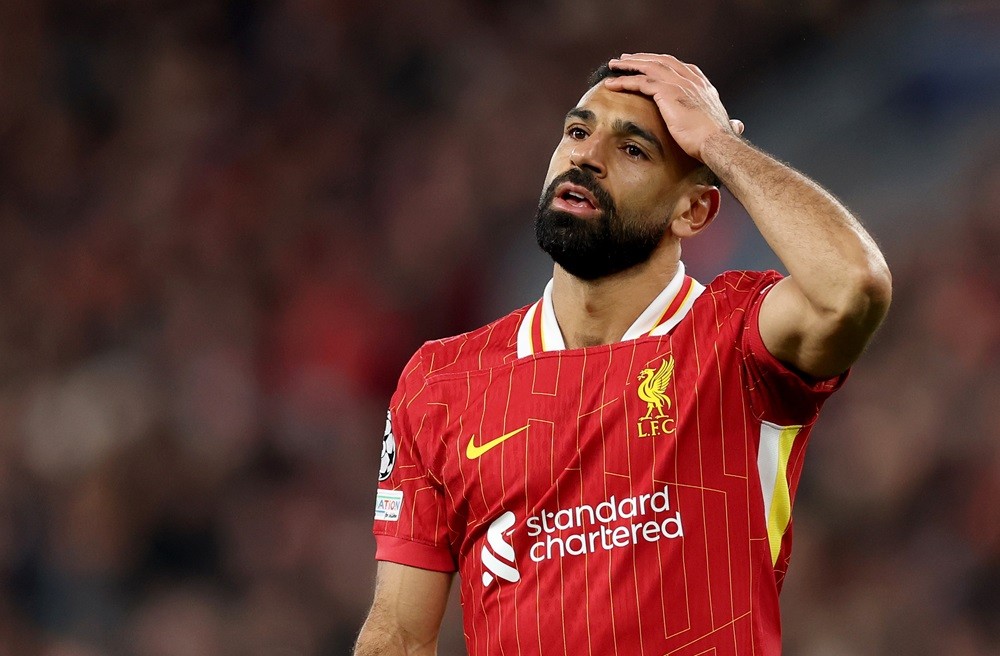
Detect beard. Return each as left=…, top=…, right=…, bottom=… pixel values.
left=534, top=169, right=667, bottom=281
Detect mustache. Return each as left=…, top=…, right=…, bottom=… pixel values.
left=541, top=168, right=615, bottom=212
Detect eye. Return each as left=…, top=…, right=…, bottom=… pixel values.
left=623, top=143, right=646, bottom=159
left=566, top=126, right=588, bottom=140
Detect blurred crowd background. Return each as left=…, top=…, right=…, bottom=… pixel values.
left=0, top=0, right=997, bottom=654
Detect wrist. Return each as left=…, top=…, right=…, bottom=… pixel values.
left=699, top=128, right=746, bottom=177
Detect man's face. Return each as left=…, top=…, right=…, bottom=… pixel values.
left=535, top=83, right=693, bottom=280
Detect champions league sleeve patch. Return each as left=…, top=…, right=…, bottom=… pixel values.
left=378, top=410, right=396, bottom=482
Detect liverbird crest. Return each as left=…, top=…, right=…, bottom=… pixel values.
left=637, top=357, right=675, bottom=420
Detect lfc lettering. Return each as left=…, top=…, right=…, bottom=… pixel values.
left=637, top=416, right=675, bottom=437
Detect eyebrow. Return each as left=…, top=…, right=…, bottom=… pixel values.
left=564, top=108, right=664, bottom=157
left=566, top=108, right=596, bottom=123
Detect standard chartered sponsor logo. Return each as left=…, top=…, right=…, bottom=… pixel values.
left=525, top=485, right=683, bottom=562
left=481, top=511, right=520, bottom=586
left=481, top=486, right=683, bottom=586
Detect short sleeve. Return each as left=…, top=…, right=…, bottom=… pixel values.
left=733, top=271, right=847, bottom=426
left=372, top=348, right=457, bottom=573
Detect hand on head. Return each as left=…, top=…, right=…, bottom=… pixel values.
left=603, top=53, right=743, bottom=162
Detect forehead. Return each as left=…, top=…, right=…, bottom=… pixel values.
left=569, top=83, right=696, bottom=176
left=571, top=84, right=668, bottom=138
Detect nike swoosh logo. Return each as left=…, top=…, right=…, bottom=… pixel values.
left=466, top=425, right=529, bottom=459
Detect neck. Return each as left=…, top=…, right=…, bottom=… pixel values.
left=551, top=244, right=680, bottom=349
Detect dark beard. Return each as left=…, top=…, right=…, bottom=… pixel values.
left=534, top=169, right=666, bottom=281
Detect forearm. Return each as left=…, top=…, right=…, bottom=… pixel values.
left=354, top=562, right=451, bottom=656
left=354, top=622, right=437, bottom=656
left=701, top=131, right=890, bottom=320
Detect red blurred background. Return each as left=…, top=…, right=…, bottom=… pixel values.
left=0, top=1, right=998, bottom=654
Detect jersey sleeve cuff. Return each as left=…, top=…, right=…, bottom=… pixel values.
left=375, top=534, right=457, bottom=573
left=747, top=295, right=847, bottom=391
left=743, top=282, right=848, bottom=424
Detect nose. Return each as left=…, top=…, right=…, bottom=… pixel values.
left=570, top=135, right=607, bottom=178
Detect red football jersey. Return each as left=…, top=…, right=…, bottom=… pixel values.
left=373, top=265, right=845, bottom=655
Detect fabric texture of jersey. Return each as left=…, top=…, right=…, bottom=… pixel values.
left=373, top=267, right=845, bottom=656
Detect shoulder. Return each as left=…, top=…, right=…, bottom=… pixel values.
left=701, top=269, right=785, bottom=313
left=704, top=269, right=784, bottom=296
left=410, top=304, right=531, bottom=380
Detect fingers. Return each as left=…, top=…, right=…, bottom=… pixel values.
left=616, top=53, right=706, bottom=86
left=602, top=73, right=689, bottom=101
left=604, top=62, right=745, bottom=138
left=607, top=60, right=697, bottom=100
left=605, top=56, right=702, bottom=103
left=611, top=55, right=689, bottom=84
left=607, top=53, right=743, bottom=145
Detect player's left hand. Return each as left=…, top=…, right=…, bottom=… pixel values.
left=604, top=53, right=744, bottom=163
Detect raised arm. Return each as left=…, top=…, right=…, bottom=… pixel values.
left=699, top=132, right=890, bottom=377
left=605, top=54, right=891, bottom=377
left=354, top=562, right=454, bottom=656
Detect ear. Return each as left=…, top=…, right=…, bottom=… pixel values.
left=669, top=185, right=721, bottom=239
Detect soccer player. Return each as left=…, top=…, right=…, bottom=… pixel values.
left=356, top=53, right=891, bottom=655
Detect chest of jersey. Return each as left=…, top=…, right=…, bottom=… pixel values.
left=419, top=333, right=765, bottom=654
left=373, top=273, right=820, bottom=655
left=422, top=335, right=753, bottom=545
left=447, top=344, right=682, bottom=478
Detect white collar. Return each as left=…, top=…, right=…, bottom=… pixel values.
left=516, top=262, right=704, bottom=358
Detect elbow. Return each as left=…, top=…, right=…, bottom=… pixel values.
left=862, top=257, right=892, bottom=320
left=790, top=256, right=891, bottom=377
left=836, top=258, right=892, bottom=330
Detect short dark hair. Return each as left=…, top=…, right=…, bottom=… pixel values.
left=587, top=61, right=720, bottom=188
left=587, top=62, right=636, bottom=89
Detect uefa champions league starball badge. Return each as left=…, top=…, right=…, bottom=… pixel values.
left=379, top=410, right=396, bottom=481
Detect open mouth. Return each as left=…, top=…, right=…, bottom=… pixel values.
left=553, top=182, right=601, bottom=214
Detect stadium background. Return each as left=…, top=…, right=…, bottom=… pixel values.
left=0, top=0, right=998, bottom=654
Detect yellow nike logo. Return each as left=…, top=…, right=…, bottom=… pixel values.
left=466, top=425, right=529, bottom=459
